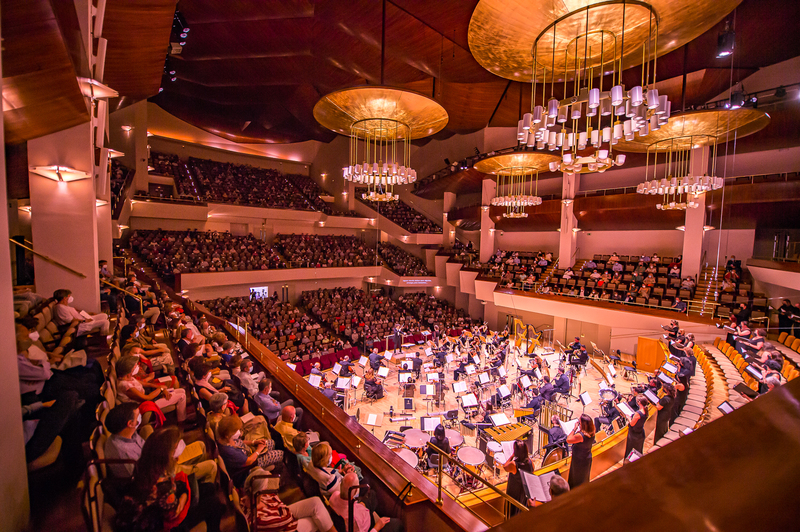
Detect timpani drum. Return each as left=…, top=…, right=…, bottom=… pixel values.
left=445, top=429, right=464, bottom=449
left=395, top=447, right=420, bottom=469
left=403, top=429, right=429, bottom=450
left=457, top=445, right=486, bottom=474
left=493, top=452, right=507, bottom=469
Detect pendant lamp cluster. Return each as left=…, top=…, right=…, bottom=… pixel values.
left=514, top=2, right=673, bottom=175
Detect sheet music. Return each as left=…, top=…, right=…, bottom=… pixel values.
left=358, top=356, right=368, bottom=367
left=308, top=374, right=321, bottom=387
left=446, top=354, right=454, bottom=363
left=336, top=377, right=351, bottom=389
left=461, top=393, right=478, bottom=407
left=520, top=470, right=557, bottom=503
left=398, top=372, right=412, bottom=383
left=240, top=412, right=255, bottom=424
left=422, top=417, right=441, bottom=431
left=534, top=368, right=542, bottom=380
left=559, top=418, right=579, bottom=434
left=367, top=413, right=378, bottom=425
left=662, top=362, right=677, bottom=373
left=425, top=348, right=433, bottom=356
left=498, top=384, right=511, bottom=398
left=401, top=361, right=412, bottom=370
left=579, top=392, right=592, bottom=406
left=617, top=402, right=635, bottom=418
left=501, top=440, right=515, bottom=460
left=479, top=372, right=490, bottom=384
left=453, top=381, right=467, bottom=393
left=498, top=366, right=507, bottom=378
left=466, top=364, right=476, bottom=375
left=384, top=351, right=393, bottom=360
left=79, top=310, right=93, bottom=320
left=351, top=376, right=362, bottom=388
left=490, top=413, right=511, bottom=427
left=644, top=390, right=660, bottom=405
left=332, top=363, right=342, bottom=375
left=378, top=367, right=390, bottom=378
left=718, top=401, right=734, bottom=415
left=520, top=375, right=532, bottom=388
left=420, top=385, right=435, bottom=396
left=473, top=355, right=481, bottom=365
left=426, top=372, right=440, bottom=382
left=286, top=363, right=297, bottom=371
left=658, top=372, right=674, bottom=385
left=607, top=364, right=617, bottom=377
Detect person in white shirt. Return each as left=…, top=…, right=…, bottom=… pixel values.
left=52, top=289, right=110, bottom=337
left=234, top=358, right=264, bottom=397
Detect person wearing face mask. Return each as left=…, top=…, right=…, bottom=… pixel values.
left=99, top=261, right=119, bottom=313
left=308, top=442, right=354, bottom=498
left=115, top=356, right=187, bottom=424
left=330, top=472, right=403, bottom=532
left=192, top=362, right=248, bottom=414
left=115, top=427, right=225, bottom=532
left=216, top=415, right=283, bottom=489
left=123, top=282, right=161, bottom=325
left=232, top=358, right=264, bottom=397
left=52, top=288, right=111, bottom=338
left=121, top=325, right=175, bottom=373
left=104, top=403, right=217, bottom=483
left=275, top=405, right=319, bottom=453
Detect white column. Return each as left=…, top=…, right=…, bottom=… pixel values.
left=443, top=191, right=457, bottom=248
left=479, top=179, right=496, bottom=263
left=133, top=102, right=150, bottom=193
left=0, top=9, right=32, bottom=522
left=28, top=122, right=101, bottom=312
left=681, top=147, right=709, bottom=281
left=558, top=172, right=580, bottom=268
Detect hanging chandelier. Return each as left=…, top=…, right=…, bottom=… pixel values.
left=474, top=152, right=559, bottom=219
left=313, top=87, right=448, bottom=202
left=619, top=108, right=771, bottom=209
left=467, top=1, right=747, bottom=175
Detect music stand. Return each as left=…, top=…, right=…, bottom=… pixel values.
left=360, top=412, right=384, bottom=435
left=578, top=391, right=592, bottom=414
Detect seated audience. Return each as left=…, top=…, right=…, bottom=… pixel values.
left=216, top=415, right=283, bottom=488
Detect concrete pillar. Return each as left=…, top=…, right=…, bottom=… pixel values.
left=28, top=122, right=101, bottom=312
left=681, top=147, right=710, bottom=281
left=132, top=102, right=150, bottom=192
left=479, top=179, right=496, bottom=263
left=443, top=191, right=456, bottom=248
left=558, top=173, right=580, bottom=268
left=0, top=12, right=32, bottom=523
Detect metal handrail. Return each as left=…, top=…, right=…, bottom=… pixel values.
left=9, top=238, right=86, bottom=278
left=427, top=442, right=528, bottom=520
left=101, top=278, right=143, bottom=314
left=113, top=256, right=129, bottom=277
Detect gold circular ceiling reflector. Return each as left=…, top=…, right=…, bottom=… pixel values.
left=313, top=86, right=449, bottom=140
left=468, top=0, right=743, bottom=82
left=473, top=152, right=561, bottom=174
left=616, top=108, right=770, bottom=153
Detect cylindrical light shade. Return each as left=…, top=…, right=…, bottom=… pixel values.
left=563, top=152, right=573, bottom=164
left=616, top=154, right=626, bottom=165
left=656, top=95, right=668, bottom=115
left=517, top=120, right=524, bottom=139
left=547, top=98, right=559, bottom=118
left=571, top=103, right=582, bottom=120
left=598, top=148, right=609, bottom=159
left=549, top=161, right=559, bottom=172
left=638, top=122, right=649, bottom=136
left=650, top=115, right=660, bottom=131
left=615, top=103, right=626, bottom=116
left=601, top=99, right=612, bottom=117
left=625, top=100, right=635, bottom=118
left=630, top=85, right=644, bottom=107
left=372, top=163, right=379, bottom=173
left=588, top=88, right=600, bottom=109
left=546, top=115, right=556, bottom=127
left=532, top=105, right=544, bottom=124
left=548, top=131, right=557, bottom=145
left=578, top=131, right=587, bottom=148
left=523, top=113, right=532, bottom=130
left=566, top=132, right=575, bottom=147
left=623, top=119, right=632, bottom=136
left=647, top=89, right=660, bottom=109
left=537, top=140, right=546, bottom=150
left=556, top=132, right=564, bottom=147
left=557, top=106, right=568, bottom=124
left=586, top=104, right=597, bottom=117
left=526, top=131, right=536, bottom=147
left=590, top=129, right=599, bottom=146
left=602, top=126, right=611, bottom=143
left=611, top=85, right=624, bottom=106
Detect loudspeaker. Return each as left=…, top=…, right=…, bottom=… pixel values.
left=403, top=398, right=414, bottom=410
left=444, top=158, right=451, bottom=166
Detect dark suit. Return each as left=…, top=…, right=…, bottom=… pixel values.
left=368, top=351, right=382, bottom=370
left=322, top=388, right=337, bottom=402
left=553, top=373, right=570, bottom=395
left=540, top=382, right=555, bottom=402
left=392, top=329, right=403, bottom=352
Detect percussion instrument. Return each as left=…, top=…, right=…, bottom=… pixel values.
left=395, top=447, right=419, bottom=469
left=599, top=389, right=618, bottom=402
left=486, top=441, right=502, bottom=454
left=457, top=446, right=486, bottom=473
left=445, top=429, right=464, bottom=448
left=493, top=452, right=507, bottom=472
left=403, top=429, right=429, bottom=450
left=484, top=423, right=532, bottom=442
left=513, top=408, right=535, bottom=418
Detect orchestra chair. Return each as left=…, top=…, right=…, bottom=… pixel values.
left=622, top=361, right=638, bottom=382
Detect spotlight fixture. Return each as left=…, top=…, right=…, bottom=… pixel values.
left=716, top=20, right=735, bottom=58
left=729, top=89, right=745, bottom=110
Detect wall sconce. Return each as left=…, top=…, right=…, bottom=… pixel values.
left=96, top=199, right=109, bottom=207
left=118, top=224, right=129, bottom=230
left=443, top=213, right=448, bottom=219
left=342, top=191, right=348, bottom=196
left=489, top=228, right=495, bottom=234
left=147, top=131, right=154, bottom=137
left=29, top=165, right=91, bottom=183
left=77, top=78, right=119, bottom=100
left=481, top=205, right=490, bottom=212
left=107, top=149, right=125, bottom=158
left=321, top=173, right=328, bottom=179
left=450, top=230, right=455, bottom=235
left=121, top=125, right=133, bottom=132
left=319, top=221, right=326, bottom=227
left=572, top=228, right=582, bottom=233
left=19, top=205, right=32, bottom=213
left=562, top=199, right=573, bottom=205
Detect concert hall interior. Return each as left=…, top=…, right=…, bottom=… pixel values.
left=4, top=0, right=800, bottom=531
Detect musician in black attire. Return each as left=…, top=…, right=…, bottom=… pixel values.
left=662, top=320, right=680, bottom=339
left=593, top=395, right=621, bottom=432
left=624, top=395, right=649, bottom=461
left=654, top=383, right=676, bottom=443
left=778, top=300, right=800, bottom=335
left=433, top=349, right=447, bottom=368
left=502, top=440, right=534, bottom=517
left=566, top=414, right=595, bottom=488
left=553, top=368, right=570, bottom=395
left=426, top=424, right=451, bottom=469
left=565, top=337, right=582, bottom=355
left=546, top=415, right=567, bottom=449
left=568, top=347, right=589, bottom=372
left=392, top=324, right=403, bottom=354
left=368, top=347, right=383, bottom=371
left=338, top=356, right=354, bottom=378
left=540, top=376, right=556, bottom=402
left=453, top=357, right=469, bottom=381
left=411, top=352, right=423, bottom=376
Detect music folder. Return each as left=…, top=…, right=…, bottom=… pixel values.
left=384, top=351, right=393, bottom=360
left=401, top=360, right=413, bottom=370
left=478, top=372, right=490, bottom=385
left=421, top=416, right=441, bottom=431
left=559, top=418, right=579, bottom=434
left=616, top=402, right=635, bottom=418
left=662, top=362, right=677, bottom=374
left=745, top=365, right=763, bottom=380
left=497, top=366, right=507, bottom=378
left=534, top=368, right=542, bottom=380
left=426, top=372, right=440, bottom=382
left=498, top=385, right=511, bottom=398
left=718, top=401, right=735, bottom=415
left=420, top=384, right=435, bottom=396
left=644, top=390, right=660, bottom=405
left=734, top=382, right=758, bottom=399
left=308, top=374, right=322, bottom=388
left=452, top=381, right=467, bottom=393
left=398, top=372, right=412, bottom=383
left=336, top=377, right=351, bottom=389
left=520, top=375, right=532, bottom=389
left=579, top=392, right=592, bottom=406
left=657, top=372, right=674, bottom=385
left=425, top=347, right=433, bottom=356
left=520, top=470, right=559, bottom=503
left=350, top=376, right=362, bottom=388
left=490, top=413, right=511, bottom=427
left=465, top=364, right=476, bottom=375
left=358, top=356, right=368, bottom=367
left=377, top=367, right=390, bottom=378
left=332, top=363, right=342, bottom=375
left=461, top=393, right=478, bottom=408
left=286, top=363, right=297, bottom=371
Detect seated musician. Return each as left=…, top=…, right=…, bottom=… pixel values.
left=565, top=337, right=582, bottom=355
left=540, top=376, right=556, bottom=402
left=481, top=402, right=495, bottom=424
left=522, top=388, right=542, bottom=421
left=568, top=347, right=589, bottom=370
left=453, top=358, right=469, bottom=381
left=426, top=424, right=451, bottom=469
left=433, top=349, right=447, bottom=368
left=411, top=352, right=423, bottom=375
left=662, top=320, right=680, bottom=339
left=338, top=356, right=354, bottom=377
left=363, top=368, right=384, bottom=399
left=593, top=395, right=622, bottom=432
left=368, top=347, right=384, bottom=371
left=546, top=415, right=567, bottom=448
left=758, top=349, right=784, bottom=372
left=737, top=327, right=764, bottom=358
left=552, top=368, right=570, bottom=395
